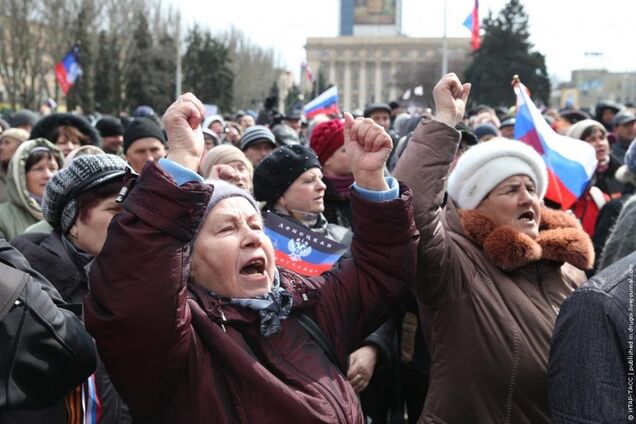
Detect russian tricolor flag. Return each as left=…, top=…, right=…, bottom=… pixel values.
left=463, top=0, right=481, bottom=50
left=264, top=213, right=347, bottom=277
left=304, top=86, right=339, bottom=120
left=55, top=46, right=82, bottom=95
left=514, top=81, right=597, bottom=209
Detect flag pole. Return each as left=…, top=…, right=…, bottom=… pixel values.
left=441, top=0, right=448, bottom=76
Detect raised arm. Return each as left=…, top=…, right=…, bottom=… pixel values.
left=392, top=73, right=470, bottom=301
left=84, top=94, right=212, bottom=415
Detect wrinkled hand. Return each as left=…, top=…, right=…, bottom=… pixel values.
left=343, top=112, right=391, bottom=191
left=432, top=73, right=471, bottom=127
left=163, top=93, right=206, bottom=172
left=209, top=164, right=240, bottom=183
left=347, top=345, right=378, bottom=393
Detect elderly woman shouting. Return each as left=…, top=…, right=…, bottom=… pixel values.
left=85, top=93, right=418, bottom=423
left=393, top=74, right=593, bottom=423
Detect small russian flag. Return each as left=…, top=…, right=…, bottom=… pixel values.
left=514, top=80, right=597, bottom=209
left=304, top=86, right=339, bottom=120
left=264, top=213, right=347, bottom=277
left=55, top=46, right=82, bottom=95
left=463, top=0, right=481, bottom=50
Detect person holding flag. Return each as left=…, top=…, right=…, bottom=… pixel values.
left=393, top=73, right=593, bottom=423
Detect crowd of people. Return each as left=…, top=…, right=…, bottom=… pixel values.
left=0, top=72, right=634, bottom=423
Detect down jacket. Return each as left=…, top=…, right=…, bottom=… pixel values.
left=84, top=162, right=418, bottom=423
left=393, top=120, right=593, bottom=424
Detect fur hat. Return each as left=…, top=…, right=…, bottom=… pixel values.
left=0, top=128, right=30, bottom=144
left=566, top=119, right=606, bottom=141
left=30, top=113, right=100, bottom=146
left=448, top=138, right=548, bottom=210
left=9, top=109, right=39, bottom=128
left=200, top=145, right=253, bottom=180
left=363, top=103, right=391, bottom=118
left=240, top=125, right=276, bottom=151
left=253, top=145, right=321, bottom=205
left=310, top=119, right=344, bottom=165
left=123, top=117, right=166, bottom=154
left=42, top=154, right=128, bottom=232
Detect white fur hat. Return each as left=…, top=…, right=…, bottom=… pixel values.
left=447, top=137, right=548, bottom=210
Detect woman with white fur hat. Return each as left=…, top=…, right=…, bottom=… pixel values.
left=393, top=73, right=594, bottom=423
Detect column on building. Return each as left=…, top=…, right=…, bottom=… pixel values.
left=344, top=60, right=352, bottom=111
left=329, top=60, right=336, bottom=86
left=389, top=61, right=398, bottom=101
left=374, top=60, right=382, bottom=103
left=358, top=60, right=366, bottom=111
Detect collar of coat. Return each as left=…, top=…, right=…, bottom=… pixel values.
left=458, top=206, right=594, bottom=271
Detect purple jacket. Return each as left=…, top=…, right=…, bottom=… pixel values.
left=85, top=162, right=418, bottom=423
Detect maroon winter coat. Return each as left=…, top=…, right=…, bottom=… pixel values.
left=84, top=162, right=418, bottom=423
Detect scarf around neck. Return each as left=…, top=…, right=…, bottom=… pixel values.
left=206, top=270, right=293, bottom=337
left=325, top=175, right=355, bottom=196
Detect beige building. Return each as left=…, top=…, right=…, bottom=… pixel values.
left=552, top=69, right=636, bottom=109
left=305, top=36, right=471, bottom=111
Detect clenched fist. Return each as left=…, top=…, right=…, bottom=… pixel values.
left=163, top=93, right=206, bottom=172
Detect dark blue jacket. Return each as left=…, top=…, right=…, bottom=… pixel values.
left=549, top=251, right=635, bottom=423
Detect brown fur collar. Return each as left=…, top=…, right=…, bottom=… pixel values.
left=459, top=207, right=594, bottom=271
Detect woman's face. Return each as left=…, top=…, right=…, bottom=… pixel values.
left=26, top=156, right=59, bottom=197
left=56, top=135, right=81, bottom=157
left=191, top=197, right=276, bottom=298
left=69, top=194, right=122, bottom=256
left=226, top=160, right=252, bottom=191
left=584, top=127, right=610, bottom=165
left=277, top=168, right=326, bottom=215
left=323, top=145, right=352, bottom=177
left=475, top=174, right=542, bottom=239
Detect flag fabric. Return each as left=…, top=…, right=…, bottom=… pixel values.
left=413, top=85, right=424, bottom=96
left=402, top=89, right=411, bottom=100
left=514, top=81, right=597, bottom=209
left=463, top=0, right=481, bottom=50
left=302, top=61, right=313, bottom=83
left=304, top=86, right=339, bottom=119
left=55, top=46, right=82, bottom=95
left=264, top=213, right=347, bottom=277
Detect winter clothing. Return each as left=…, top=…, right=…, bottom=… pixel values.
left=447, top=137, right=548, bottom=210
left=123, top=117, right=166, bottom=154
left=549, top=251, right=635, bottom=423
left=0, top=129, right=30, bottom=203
left=393, top=119, right=592, bottom=423
left=272, top=124, right=300, bottom=146
left=310, top=119, right=344, bottom=166
left=612, top=110, right=636, bottom=127
left=200, top=145, right=253, bottom=180
left=95, top=116, right=124, bottom=138
left=363, top=103, right=391, bottom=118
left=84, top=161, right=418, bottom=423
left=8, top=110, right=38, bottom=129
left=253, top=145, right=322, bottom=205
left=0, top=234, right=95, bottom=413
left=599, top=195, right=636, bottom=269
left=239, top=125, right=276, bottom=151
left=30, top=113, right=100, bottom=146
left=473, top=123, right=499, bottom=140
left=0, top=139, right=64, bottom=241
left=323, top=176, right=354, bottom=230
left=42, top=154, right=128, bottom=232
left=565, top=119, right=605, bottom=140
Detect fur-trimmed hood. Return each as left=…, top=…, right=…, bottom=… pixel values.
left=459, top=207, right=594, bottom=271
left=30, top=113, right=100, bottom=146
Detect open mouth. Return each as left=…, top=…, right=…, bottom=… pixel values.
left=240, top=258, right=265, bottom=276
left=518, top=211, right=535, bottom=222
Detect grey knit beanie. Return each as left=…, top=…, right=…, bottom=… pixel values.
left=42, top=154, right=129, bottom=232
left=240, top=125, right=276, bottom=151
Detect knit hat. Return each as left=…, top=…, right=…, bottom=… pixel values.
left=203, top=114, right=225, bottom=130
left=200, top=145, right=253, bottom=180
left=474, top=123, right=499, bottom=140
left=616, top=141, right=636, bottom=185
left=42, top=154, right=128, bottom=232
left=565, top=119, right=606, bottom=141
left=447, top=138, right=548, bottom=210
left=363, top=103, right=391, bottom=118
left=613, top=110, right=636, bottom=127
left=240, top=125, right=276, bottom=151
left=123, top=117, right=166, bottom=154
left=9, top=109, right=39, bottom=128
left=253, top=145, right=321, bottom=205
left=310, top=119, right=344, bottom=165
left=0, top=128, right=30, bottom=144
left=95, top=116, right=124, bottom=138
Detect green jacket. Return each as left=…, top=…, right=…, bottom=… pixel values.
left=0, top=139, right=64, bottom=241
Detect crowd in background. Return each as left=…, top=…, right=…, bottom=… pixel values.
left=0, top=73, right=634, bottom=423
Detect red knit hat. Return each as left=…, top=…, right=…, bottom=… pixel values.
left=310, top=119, right=344, bottom=165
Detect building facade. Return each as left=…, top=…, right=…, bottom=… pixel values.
left=305, top=36, right=471, bottom=111
left=552, top=69, right=636, bottom=109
